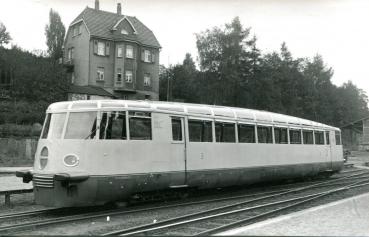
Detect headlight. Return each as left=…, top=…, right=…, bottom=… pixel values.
left=63, top=154, right=79, bottom=167
left=39, top=147, right=48, bottom=170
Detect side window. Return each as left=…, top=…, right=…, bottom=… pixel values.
left=289, top=129, right=302, bottom=144
left=188, top=120, right=213, bottom=142
left=215, top=122, right=235, bottom=143
left=303, top=130, right=314, bottom=144
left=326, top=131, right=330, bottom=145
left=335, top=131, right=341, bottom=145
left=315, top=131, right=325, bottom=145
left=274, top=127, right=288, bottom=144
left=257, top=126, right=273, bottom=143
left=171, top=117, right=183, bottom=141
left=99, top=111, right=127, bottom=140
left=238, top=124, right=255, bottom=143
left=129, top=112, right=152, bottom=140
left=41, top=114, right=51, bottom=139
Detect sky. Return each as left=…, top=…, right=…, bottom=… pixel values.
left=1, top=0, right=369, bottom=94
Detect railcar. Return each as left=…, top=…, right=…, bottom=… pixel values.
left=17, top=100, right=344, bottom=207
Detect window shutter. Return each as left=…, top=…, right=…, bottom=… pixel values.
left=93, top=40, right=98, bottom=54
left=151, top=52, right=155, bottom=63
left=141, top=49, right=145, bottom=61
left=106, top=42, right=110, bottom=56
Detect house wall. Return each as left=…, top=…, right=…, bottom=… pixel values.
left=64, top=22, right=90, bottom=86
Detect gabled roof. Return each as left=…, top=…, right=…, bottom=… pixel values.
left=70, top=7, right=161, bottom=48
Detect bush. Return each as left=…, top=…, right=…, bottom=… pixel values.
left=0, top=123, right=42, bottom=138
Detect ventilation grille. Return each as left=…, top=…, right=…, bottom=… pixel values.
left=33, top=174, right=54, bottom=188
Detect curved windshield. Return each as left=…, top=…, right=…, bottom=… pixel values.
left=41, top=113, right=66, bottom=139
left=65, top=112, right=97, bottom=139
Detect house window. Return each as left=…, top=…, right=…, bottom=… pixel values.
left=144, top=50, right=151, bottom=62
left=116, top=68, right=122, bottom=84
left=73, top=24, right=81, bottom=36
left=144, top=73, right=151, bottom=86
left=68, top=47, right=74, bottom=61
left=97, top=67, right=104, bottom=81
left=126, top=45, right=134, bottom=58
left=97, top=42, right=105, bottom=56
left=121, top=29, right=128, bottom=35
left=117, top=45, right=123, bottom=58
left=125, top=70, right=133, bottom=83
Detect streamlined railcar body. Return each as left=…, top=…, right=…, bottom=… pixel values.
left=17, top=100, right=344, bottom=207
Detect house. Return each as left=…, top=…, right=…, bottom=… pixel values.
left=63, top=0, right=161, bottom=101
left=341, top=116, right=369, bottom=151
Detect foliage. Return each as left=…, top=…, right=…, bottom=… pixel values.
left=0, top=21, right=11, bottom=46
left=45, top=9, right=66, bottom=61
left=159, top=17, right=369, bottom=127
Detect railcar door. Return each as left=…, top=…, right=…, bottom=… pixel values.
left=169, top=116, right=187, bottom=187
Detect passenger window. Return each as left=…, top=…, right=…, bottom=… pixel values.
left=274, top=127, right=288, bottom=144
left=41, top=114, right=51, bottom=139
left=99, top=111, right=127, bottom=140
left=257, top=126, right=273, bottom=143
left=289, top=129, right=301, bottom=144
left=335, top=131, right=341, bottom=145
left=188, top=120, right=213, bottom=142
left=171, top=117, right=183, bottom=141
left=315, top=131, right=324, bottom=145
left=238, top=124, right=255, bottom=143
left=303, top=130, right=314, bottom=144
left=129, top=112, right=152, bottom=140
left=326, top=131, right=330, bottom=145
left=215, top=122, right=235, bottom=143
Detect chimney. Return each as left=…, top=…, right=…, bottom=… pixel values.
left=95, top=0, right=100, bottom=10
left=117, top=3, right=122, bottom=15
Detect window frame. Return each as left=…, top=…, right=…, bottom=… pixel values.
left=188, top=118, right=213, bottom=143
left=126, top=45, right=134, bottom=59
left=302, top=129, right=314, bottom=145
left=237, top=122, right=256, bottom=144
left=97, top=67, right=105, bottom=81
left=117, top=45, right=123, bottom=58
left=256, top=124, right=273, bottom=144
left=144, top=73, right=151, bottom=86
left=97, top=42, right=105, bottom=56
left=274, top=126, right=289, bottom=144
left=128, top=111, right=152, bottom=140
left=171, top=116, right=184, bottom=143
left=314, top=130, right=325, bottom=145
left=289, top=127, right=302, bottom=144
left=215, top=120, right=236, bottom=143
left=125, top=70, right=133, bottom=83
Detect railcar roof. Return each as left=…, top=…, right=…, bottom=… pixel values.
left=47, top=100, right=339, bottom=130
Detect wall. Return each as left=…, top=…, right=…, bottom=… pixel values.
left=0, top=138, right=37, bottom=166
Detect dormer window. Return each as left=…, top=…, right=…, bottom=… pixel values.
left=97, top=42, right=105, bottom=56
left=121, top=29, right=128, bottom=35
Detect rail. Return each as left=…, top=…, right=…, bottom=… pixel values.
left=0, top=189, right=33, bottom=207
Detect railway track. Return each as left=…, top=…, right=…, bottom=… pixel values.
left=103, top=179, right=369, bottom=236
left=0, top=169, right=368, bottom=235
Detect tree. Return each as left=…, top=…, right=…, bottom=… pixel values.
left=196, top=17, right=255, bottom=106
left=45, top=9, right=65, bottom=61
left=0, top=22, right=11, bottom=46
